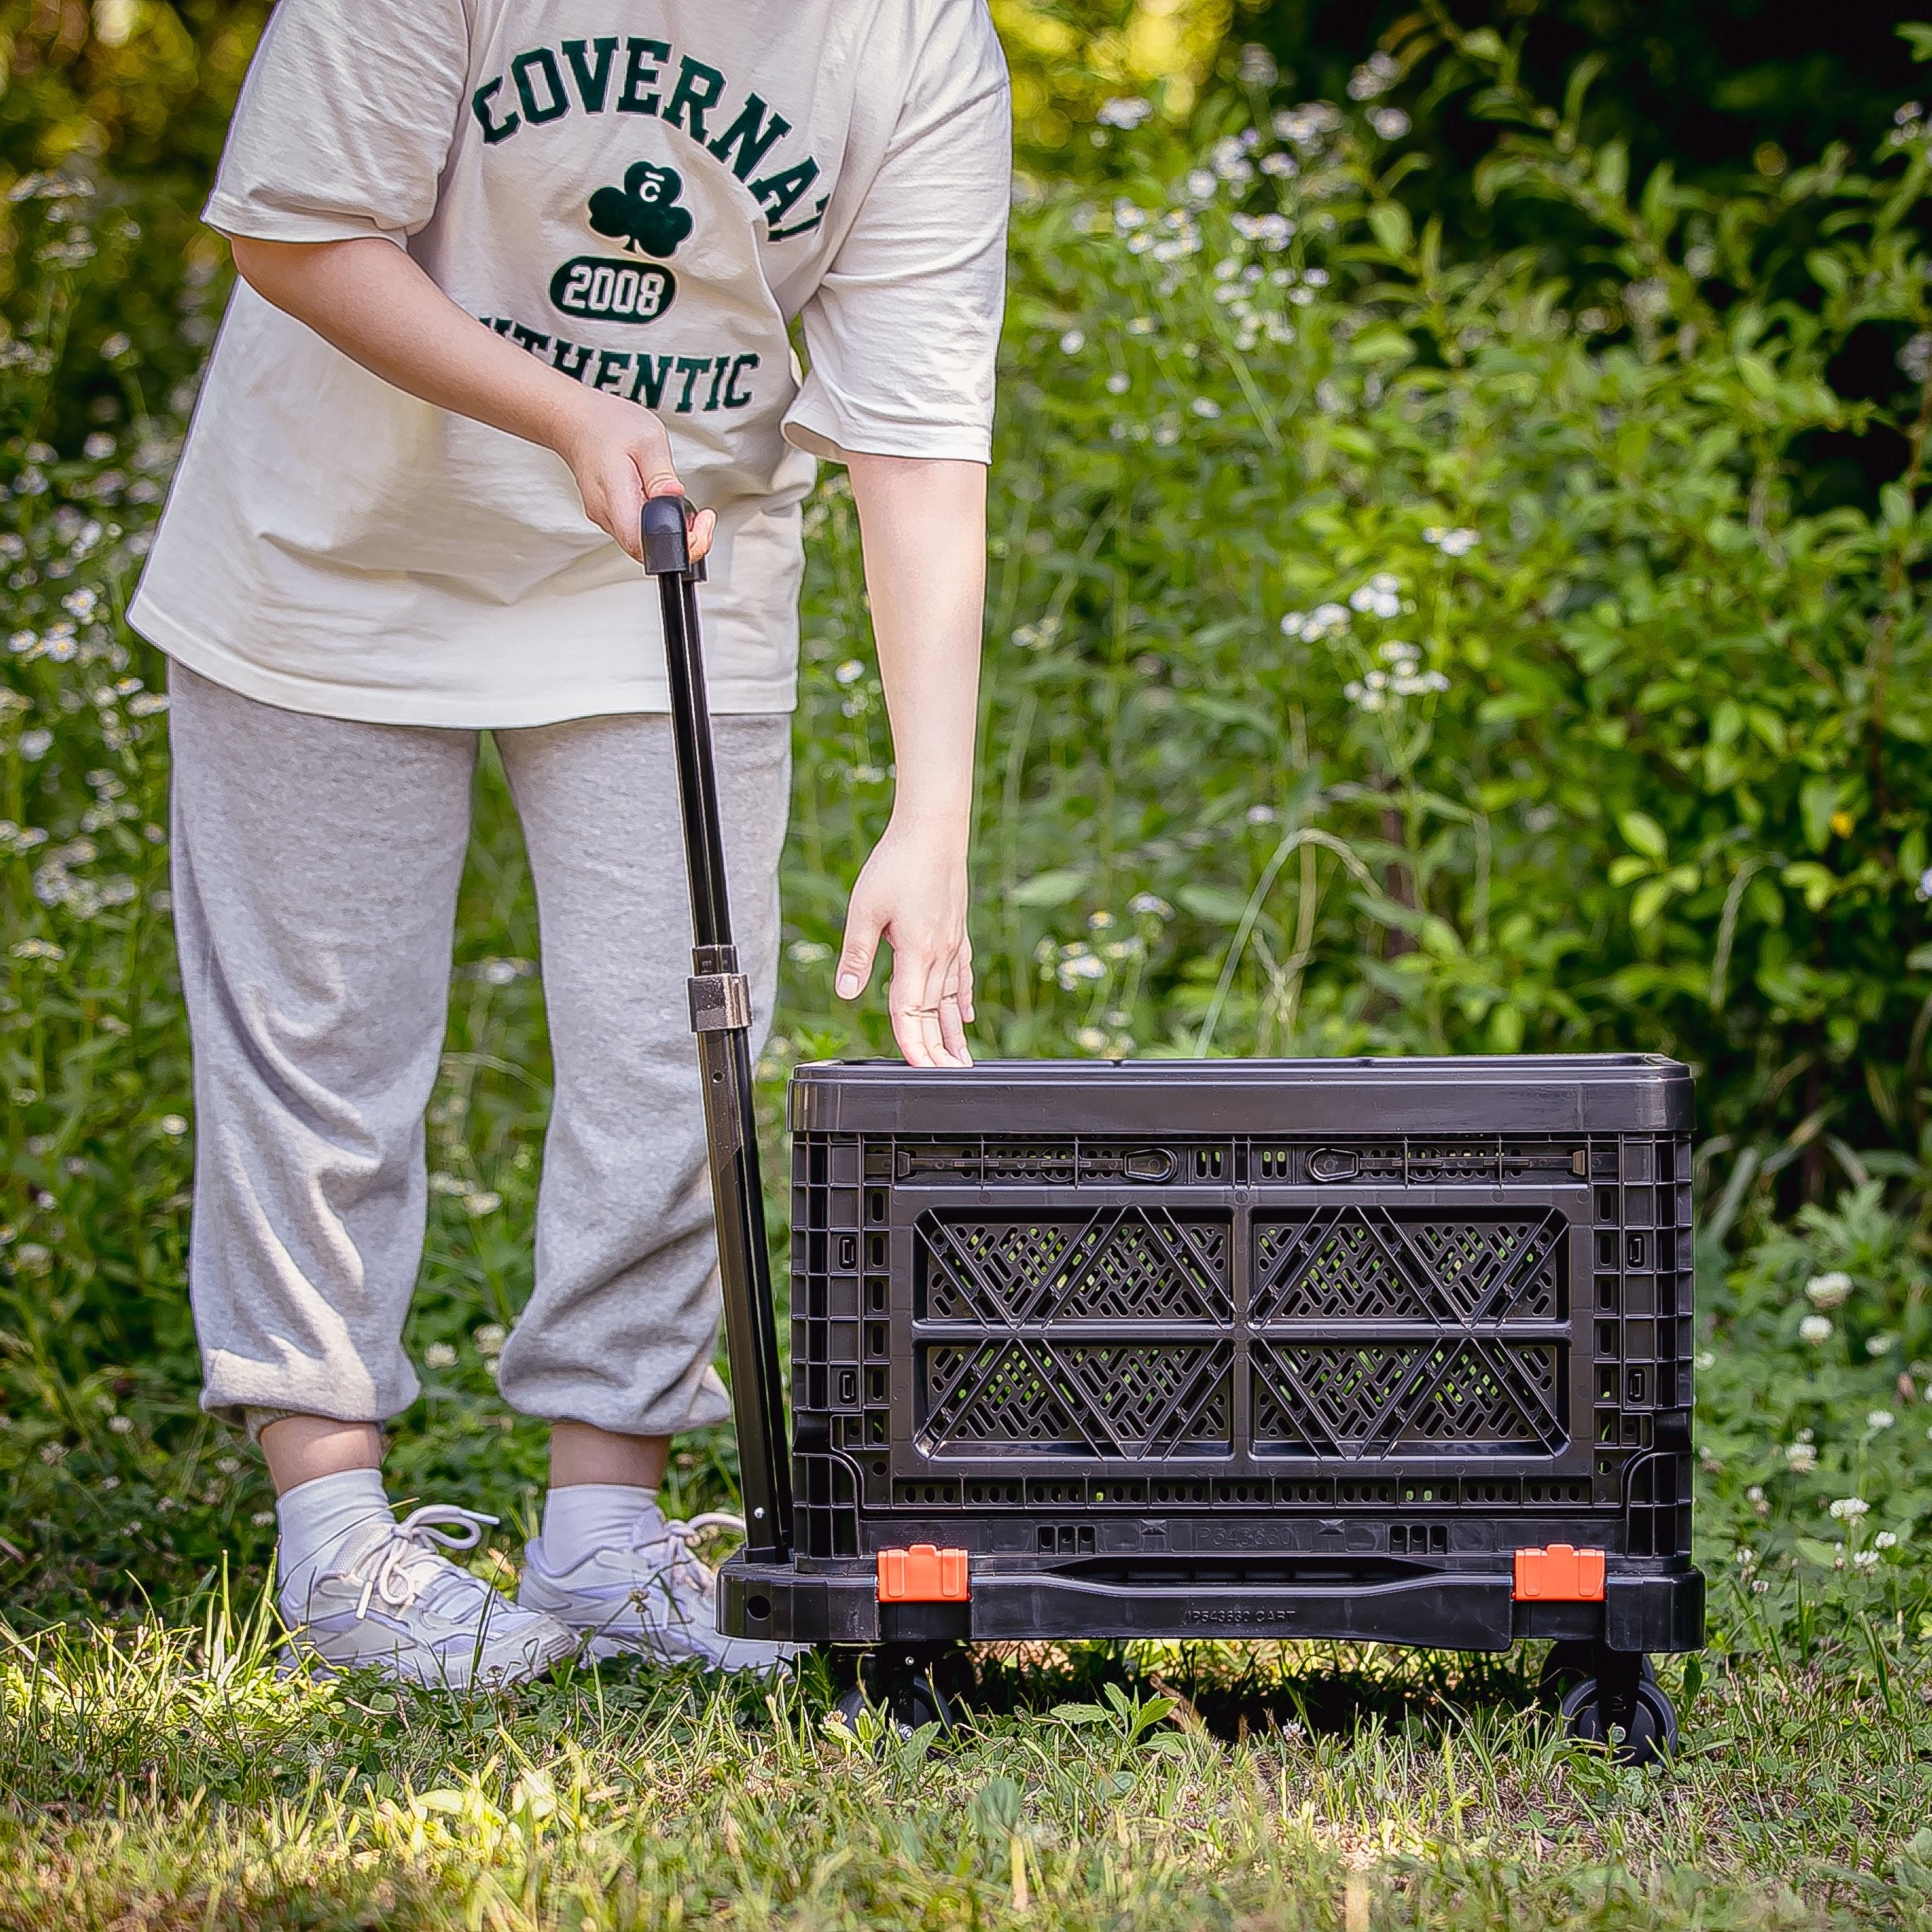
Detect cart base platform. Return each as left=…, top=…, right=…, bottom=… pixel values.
left=719, top=1554, right=1704, bottom=1654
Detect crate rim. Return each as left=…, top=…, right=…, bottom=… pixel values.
left=788, top=1053, right=1693, bottom=1135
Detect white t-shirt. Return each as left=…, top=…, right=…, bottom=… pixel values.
left=131, top=0, right=1010, bottom=726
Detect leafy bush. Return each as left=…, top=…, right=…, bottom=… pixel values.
left=783, top=28, right=1932, bottom=1168
left=1698, top=1176, right=1932, bottom=1662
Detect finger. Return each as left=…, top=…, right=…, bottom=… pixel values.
left=836, top=898, right=883, bottom=1001
left=889, top=976, right=936, bottom=1067
left=590, top=460, right=645, bottom=561
left=921, top=1001, right=950, bottom=1069
left=938, top=989, right=972, bottom=1066
left=688, top=506, right=717, bottom=563
left=955, top=944, right=976, bottom=1026
left=917, top=952, right=965, bottom=1069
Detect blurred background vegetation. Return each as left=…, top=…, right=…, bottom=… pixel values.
left=2, top=0, right=1931, bottom=1665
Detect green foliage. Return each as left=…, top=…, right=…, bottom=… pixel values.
left=779, top=35, right=1932, bottom=1166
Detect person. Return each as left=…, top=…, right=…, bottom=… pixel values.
left=129, top=0, right=1009, bottom=1688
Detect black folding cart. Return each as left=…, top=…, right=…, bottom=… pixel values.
left=642, top=499, right=1703, bottom=1763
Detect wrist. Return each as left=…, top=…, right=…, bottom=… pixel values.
left=886, top=804, right=971, bottom=861
left=538, top=378, right=601, bottom=462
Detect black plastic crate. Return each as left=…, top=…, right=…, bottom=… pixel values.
left=641, top=516, right=1695, bottom=1752
left=722, top=1055, right=1702, bottom=1662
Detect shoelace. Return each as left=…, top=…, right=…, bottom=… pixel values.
left=634, top=1510, right=746, bottom=1612
left=342, top=1504, right=501, bottom=1622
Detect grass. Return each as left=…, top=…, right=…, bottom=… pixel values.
left=2, top=1609, right=1931, bottom=1931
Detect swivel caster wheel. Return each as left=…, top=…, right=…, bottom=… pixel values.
left=1539, top=1641, right=1656, bottom=1703
left=833, top=1673, right=953, bottom=1741
left=828, top=1645, right=958, bottom=1754
left=1557, top=1664, right=1678, bottom=1767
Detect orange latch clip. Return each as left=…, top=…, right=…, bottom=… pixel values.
left=876, top=1544, right=971, bottom=1603
left=1513, top=1544, right=1606, bottom=1602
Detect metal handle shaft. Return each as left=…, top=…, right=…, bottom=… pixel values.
left=643, top=497, right=793, bottom=1565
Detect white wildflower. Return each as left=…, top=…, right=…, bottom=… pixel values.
left=1127, top=892, right=1172, bottom=919
left=1785, top=1440, right=1818, bottom=1472
left=1191, top=397, right=1221, bottom=419
left=1059, top=328, right=1085, bottom=354
left=107, top=1414, right=132, bottom=1434
left=1097, top=97, right=1152, bottom=131
left=473, top=1323, right=508, bottom=1356
left=423, top=1342, right=458, bottom=1369
left=159, top=1114, right=188, bottom=1136
left=1875, top=1530, right=1899, bottom=1550
left=1827, top=1496, right=1869, bottom=1522
left=833, top=658, right=865, bottom=686
left=1239, top=44, right=1277, bottom=85
left=1074, top=1026, right=1109, bottom=1053
left=1852, top=1549, right=1880, bottom=1573
left=1868, top=1409, right=1895, bottom=1430
left=1368, top=107, right=1411, bottom=140
left=1347, top=52, right=1399, bottom=100
left=1804, top=1270, right=1852, bottom=1309
left=463, top=1190, right=502, bottom=1216
left=1798, top=1314, right=1834, bottom=1345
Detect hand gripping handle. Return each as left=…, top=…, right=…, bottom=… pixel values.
left=640, top=494, right=707, bottom=580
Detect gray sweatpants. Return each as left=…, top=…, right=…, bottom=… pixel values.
left=166, top=662, right=789, bottom=1438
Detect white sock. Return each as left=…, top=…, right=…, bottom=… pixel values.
left=540, top=1482, right=658, bottom=1570
left=275, top=1467, right=392, bottom=1610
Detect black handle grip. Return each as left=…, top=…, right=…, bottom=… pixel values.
left=641, top=494, right=700, bottom=577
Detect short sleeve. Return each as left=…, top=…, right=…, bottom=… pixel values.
left=784, top=2, right=1011, bottom=465
left=203, top=0, right=470, bottom=246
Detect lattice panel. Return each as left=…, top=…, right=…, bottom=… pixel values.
left=921, top=1209, right=1230, bottom=1325
left=1253, top=1208, right=1563, bottom=1323
left=1253, top=1338, right=1564, bottom=1455
left=922, top=1340, right=1233, bottom=1456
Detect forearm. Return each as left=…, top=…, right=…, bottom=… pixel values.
left=846, top=453, right=985, bottom=850
left=231, top=235, right=583, bottom=450
left=227, top=234, right=701, bottom=558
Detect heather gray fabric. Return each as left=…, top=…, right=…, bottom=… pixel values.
left=167, top=661, right=788, bottom=1436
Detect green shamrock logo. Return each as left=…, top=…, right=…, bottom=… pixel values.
left=587, top=162, right=694, bottom=258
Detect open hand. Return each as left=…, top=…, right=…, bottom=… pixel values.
left=836, top=819, right=974, bottom=1068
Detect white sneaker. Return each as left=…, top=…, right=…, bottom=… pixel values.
left=518, top=1501, right=799, bottom=1675
left=280, top=1503, right=578, bottom=1691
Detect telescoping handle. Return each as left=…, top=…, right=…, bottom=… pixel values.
left=641, top=495, right=793, bottom=1566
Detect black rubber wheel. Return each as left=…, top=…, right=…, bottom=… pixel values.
left=831, top=1673, right=954, bottom=1748
left=1559, top=1672, right=1678, bottom=1766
